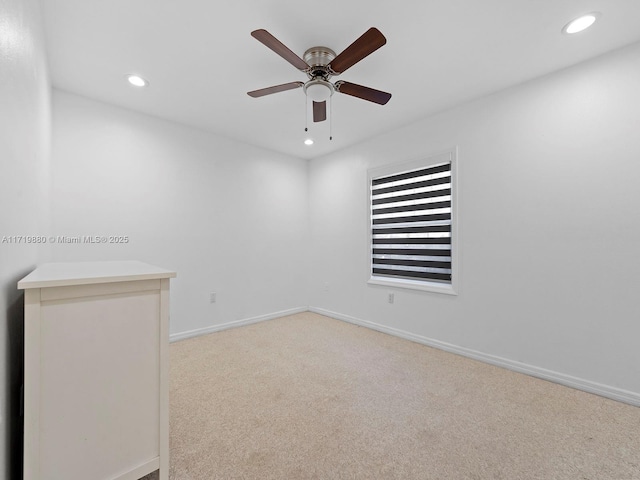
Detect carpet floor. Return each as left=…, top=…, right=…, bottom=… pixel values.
left=145, top=311, right=640, bottom=479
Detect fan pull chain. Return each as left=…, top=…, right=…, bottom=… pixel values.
left=305, top=98, right=308, bottom=132
left=329, top=95, right=333, bottom=141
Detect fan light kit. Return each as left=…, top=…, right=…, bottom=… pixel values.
left=563, top=13, right=599, bottom=34
left=304, top=139, right=314, bottom=146
left=304, top=79, right=334, bottom=102
left=126, top=74, right=148, bottom=87
left=248, top=28, right=392, bottom=141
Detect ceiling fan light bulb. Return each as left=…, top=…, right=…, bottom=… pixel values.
left=306, top=83, right=331, bottom=102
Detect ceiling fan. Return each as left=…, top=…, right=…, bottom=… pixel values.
left=247, top=28, right=391, bottom=123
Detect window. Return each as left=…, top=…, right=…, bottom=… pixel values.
left=368, top=150, right=457, bottom=294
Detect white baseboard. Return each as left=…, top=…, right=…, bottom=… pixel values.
left=169, top=307, right=308, bottom=343
left=309, top=306, right=640, bottom=408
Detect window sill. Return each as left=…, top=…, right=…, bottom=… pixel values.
left=368, top=276, right=457, bottom=295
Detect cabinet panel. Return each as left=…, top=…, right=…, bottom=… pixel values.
left=39, top=290, right=160, bottom=478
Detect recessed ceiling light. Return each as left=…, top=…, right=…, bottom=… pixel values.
left=563, top=13, right=599, bottom=34
left=304, top=139, right=314, bottom=146
left=126, top=74, right=148, bottom=87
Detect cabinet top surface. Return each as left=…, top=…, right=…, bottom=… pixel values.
left=17, top=260, right=176, bottom=289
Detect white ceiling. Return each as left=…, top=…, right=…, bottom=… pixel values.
left=41, top=0, right=640, bottom=160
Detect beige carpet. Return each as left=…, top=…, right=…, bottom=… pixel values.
left=148, top=311, right=640, bottom=479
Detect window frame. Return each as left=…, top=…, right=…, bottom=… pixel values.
left=366, top=148, right=458, bottom=295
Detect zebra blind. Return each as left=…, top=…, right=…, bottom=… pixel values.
left=370, top=162, right=452, bottom=284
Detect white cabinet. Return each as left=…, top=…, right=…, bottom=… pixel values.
left=18, top=261, right=176, bottom=480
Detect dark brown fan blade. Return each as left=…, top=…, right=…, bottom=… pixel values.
left=251, top=29, right=309, bottom=71
left=328, top=28, right=386, bottom=74
left=335, top=81, right=391, bottom=105
left=313, top=101, right=327, bottom=122
left=247, top=81, right=304, bottom=98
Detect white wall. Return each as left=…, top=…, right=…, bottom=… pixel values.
left=0, top=0, right=51, bottom=477
left=309, top=41, right=640, bottom=401
left=50, top=91, right=309, bottom=336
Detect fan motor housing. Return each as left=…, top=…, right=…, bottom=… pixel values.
left=304, top=46, right=336, bottom=79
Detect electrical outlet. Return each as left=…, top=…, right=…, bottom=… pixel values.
left=210, top=292, right=216, bottom=303
left=388, top=293, right=395, bottom=304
